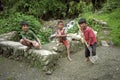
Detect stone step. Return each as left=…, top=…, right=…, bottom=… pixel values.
left=0, top=40, right=82, bottom=73
left=0, top=31, right=83, bottom=74
left=0, top=41, right=59, bottom=71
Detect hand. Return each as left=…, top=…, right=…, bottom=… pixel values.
left=56, top=35, right=61, bottom=38
left=39, top=46, right=42, bottom=49
left=87, top=44, right=90, bottom=48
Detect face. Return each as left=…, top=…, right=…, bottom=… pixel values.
left=58, top=22, right=64, bottom=29
left=79, top=23, right=87, bottom=30
left=22, top=25, right=28, bottom=32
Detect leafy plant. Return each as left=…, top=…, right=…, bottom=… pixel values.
left=67, top=23, right=79, bottom=33
left=0, top=12, right=52, bottom=44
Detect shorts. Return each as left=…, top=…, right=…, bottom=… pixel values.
left=85, top=42, right=97, bottom=58
left=60, top=40, right=69, bottom=47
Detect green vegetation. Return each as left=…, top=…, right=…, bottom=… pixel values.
left=68, top=0, right=120, bottom=46
left=1, top=0, right=86, bottom=19
left=0, top=12, right=52, bottom=44
left=0, top=0, right=120, bottom=45
left=83, top=9, right=120, bottom=45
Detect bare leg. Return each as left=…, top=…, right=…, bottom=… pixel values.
left=56, top=38, right=62, bottom=46
left=20, top=39, right=31, bottom=51
left=66, top=44, right=72, bottom=61
left=32, top=41, right=41, bottom=49
left=20, top=39, right=31, bottom=46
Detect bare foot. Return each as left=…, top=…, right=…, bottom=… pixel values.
left=38, top=46, right=42, bottom=49
left=56, top=43, right=62, bottom=46
left=84, top=58, right=89, bottom=62
left=67, top=56, right=72, bottom=61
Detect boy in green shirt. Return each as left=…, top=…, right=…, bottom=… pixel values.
left=20, top=21, right=42, bottom=51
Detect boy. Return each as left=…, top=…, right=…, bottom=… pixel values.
left=20, top=21, right=42, bottom=51
left=78, top=18, right=97, bottom=62
left=56, top=21, right=72, bottom=61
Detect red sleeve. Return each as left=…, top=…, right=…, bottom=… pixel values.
left=88, top=29, right=94, bottom=38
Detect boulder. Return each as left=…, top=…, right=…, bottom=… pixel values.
left=44, top=41, right=83, bottom=57
left=0, top=40, right=59, bottom=71
left=0, top=31, right=83, bottom=74
left=0, top=39, right=83, bottom=73
left=93, top=18, right=108, bottom=27
left=101, top=40, right=109, bottom=46
left=0, top=31, right=20, bottom=41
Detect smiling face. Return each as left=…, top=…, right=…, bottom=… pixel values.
left=79, top=22, right=87, bottom=30
left=57, top=21, right=64, bottom=30
left=22, top=25, right=29, bottom=32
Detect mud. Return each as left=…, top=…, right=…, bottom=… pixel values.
left=0, top=46, right=120, bottom=80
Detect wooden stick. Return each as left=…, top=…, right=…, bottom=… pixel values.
left=76, top=22, right=88, bottom=47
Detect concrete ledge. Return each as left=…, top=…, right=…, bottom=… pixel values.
left=0, top=31, right=83, bottom=74
left=0, top=40, right=59, bottom=71
left=0, top=40, right=82, bottom=72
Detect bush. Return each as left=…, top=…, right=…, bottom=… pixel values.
left=67, top=23, right=79, bottom=33
left=2, top=0, right=91, bottom=19
left=108, top=9, right=120, bottom=45
left=0, top=12, right=52, bottom=44
left=102, top=0, right=120, bottom=13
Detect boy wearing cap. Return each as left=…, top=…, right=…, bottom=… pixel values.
left=20, top=21, right=42, bottom=51
left=78, top=18, right=97, bottom=62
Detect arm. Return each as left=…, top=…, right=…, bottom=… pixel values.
left=30, top=30, right=42, bottom=46
left=36, top=38, right=42, bottom=46
left=57, top=29, right=67, bottom=37
left=88, top=37, right=92, bottom=46
left=33, top=34, right=42, bottom=46
left=59, top=34, right=67, bottom=37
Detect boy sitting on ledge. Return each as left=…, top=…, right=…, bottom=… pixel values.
left=20, top=21, right=42, bottom=51
left=56, top=21, right=72, bottom=61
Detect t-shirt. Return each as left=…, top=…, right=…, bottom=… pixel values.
left=20, top=30, right=37, bottom=41
left=82, top=26, right=97, bottom=45
left=56, top=29, right=67, bottom=41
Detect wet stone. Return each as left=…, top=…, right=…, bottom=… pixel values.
left=101, top=40, right=109, bottom=46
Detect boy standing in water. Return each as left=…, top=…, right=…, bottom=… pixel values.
left=56, top=21, right=72, bottom=61
left=20, top=21, right=42, bottom=51
left=78, top=18, right=97, bottom=62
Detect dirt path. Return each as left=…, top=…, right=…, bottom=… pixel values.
left=0, top=46, right=120, bottom=80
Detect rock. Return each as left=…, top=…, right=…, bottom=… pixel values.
left=101, top=40, right=109, bottom=46
left=108, top=41, right=114, bottom=46
left=93, top=18, right=108, bottom=27
left=0, top=31, right=20, bottom=41
left=0, top=39, right=83, bottom=72
left=67, top=33, right=81, bottom=41
left=116, top=68, right=119, bottom=71
left=49, top=41, right=83, bottom=57
left=67, top=31, right=97, bottom=42
left=45, top=70, right=52, bottom=75
left=0, top=40, right=59, bottom=71
left=43, top=19, right=72, bottom=33
left=0, top=32, right=83, bottom=73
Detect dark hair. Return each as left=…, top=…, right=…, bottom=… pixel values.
left=20, top=21, right=29, bottom=26
left=57, top=20, right=63, bottom=25
left=78, top=18, right=86, bottom=24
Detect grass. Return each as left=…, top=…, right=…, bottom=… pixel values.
left=78, top=8, right=120, bottom=46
